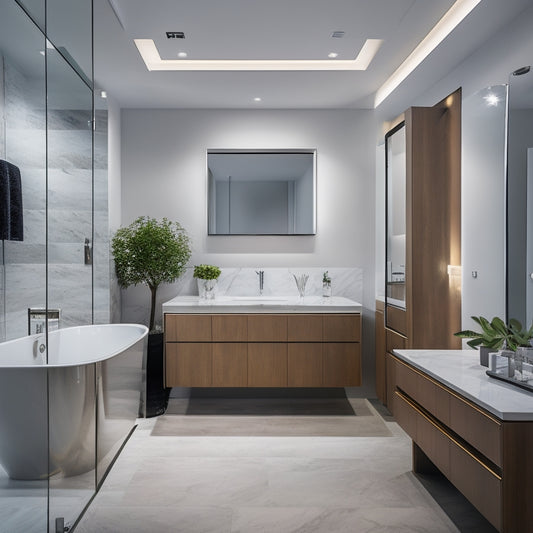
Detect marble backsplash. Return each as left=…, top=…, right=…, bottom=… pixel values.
left=122, top=266, right=363, bottom=329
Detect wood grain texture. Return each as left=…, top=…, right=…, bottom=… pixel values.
left=323, top=343, right=361, bottom=386
left=385, top=305, right=407, bottom=336
left=287, top=343, right=323, bottom=387
left=165, top=314, right=211, bottom=342
left=386, top=327, right=406, bottom=354
left=165, top=343, right=212, bottom=387
left=248, top=343, right=287, bottom=386
left=323, top=314, right=360, bottom=342
left=247, top=315, right=287, bottom=342
left=212, top=315, right=247, bottom=342
left=502, top=422, right=533, bottom=532
left=212, top=343, right=247, bottom=386
left=405, top=89, right=462, bottom=350
left=375, top=307, right=386, bottom=403
left=287, top=314, right=323, bottom=342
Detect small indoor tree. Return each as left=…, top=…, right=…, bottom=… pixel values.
left=112, top=216, right=192, bottom=332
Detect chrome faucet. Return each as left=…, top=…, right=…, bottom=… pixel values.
left=256, top=270, right=264, bottom=295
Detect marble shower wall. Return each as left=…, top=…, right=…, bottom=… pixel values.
left=1, top=58, right=110, bottom=342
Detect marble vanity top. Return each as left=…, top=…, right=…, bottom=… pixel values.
left=162, top=295, right=362, bottom=314
left=393, top=349, right=533, bottom=421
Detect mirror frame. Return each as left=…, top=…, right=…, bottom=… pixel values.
left=206, top=149, right=317, bottom=236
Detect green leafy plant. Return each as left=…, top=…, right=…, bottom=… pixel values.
left=112, top=216, right=191, bottom=332
left=323, top=271, right=331, bottom=284
left=193, top=264, right=221, bottom=280
left=454, top=316, right=533, bottom=351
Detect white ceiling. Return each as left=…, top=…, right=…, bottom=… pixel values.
left=93, top=0, right=532, bottom=110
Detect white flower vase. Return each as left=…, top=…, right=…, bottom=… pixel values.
left=197, top=278, right=217, bottom=300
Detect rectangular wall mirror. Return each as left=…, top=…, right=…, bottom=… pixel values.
left=207, top=150, right=316, bottom=235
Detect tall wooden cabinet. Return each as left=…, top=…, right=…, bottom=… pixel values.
left=376, top=88, right=462, bottom=407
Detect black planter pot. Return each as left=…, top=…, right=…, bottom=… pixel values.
left=145, top=332, right=171, bottom=417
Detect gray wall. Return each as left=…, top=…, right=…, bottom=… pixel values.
left=120, top=108, right=377, bottom=394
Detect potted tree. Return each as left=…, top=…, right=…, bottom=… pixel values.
left=112, top=216, right=191, bottom=416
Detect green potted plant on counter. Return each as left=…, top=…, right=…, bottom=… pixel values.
left=454, top=316, right=533, bottom=367
left=112, top=216, right=191, bottom=416
left=193, top=264, right=221, bottom=300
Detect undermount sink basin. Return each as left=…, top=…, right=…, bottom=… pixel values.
left=228, top=296, right=288, bottom=303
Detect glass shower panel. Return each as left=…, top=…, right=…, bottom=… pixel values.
left=0, top=2, right=48, bottom=531
left=15, top=0, right=45, bottom=33
left=385, top=122, right=406, bottom=309
left=46, top=0, right=93, bottom=85
left=46, top=47, right=95, bottom=530
left=507, top=68, right=533, bottom=327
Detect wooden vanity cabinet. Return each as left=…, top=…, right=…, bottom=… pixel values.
left=388, top=352, right=533, bottom=532
left=164, top=313, right=361, bottom=388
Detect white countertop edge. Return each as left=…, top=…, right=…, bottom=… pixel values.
left=162, top=295, right=362, bottom=314
left=392, top=349, right=533, bottom=421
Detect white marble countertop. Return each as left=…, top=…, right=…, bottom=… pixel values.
left=393, top=349, right=533, bottom=421
left=162, top=295, right=362, bottom=314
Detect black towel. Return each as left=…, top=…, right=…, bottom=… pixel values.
left=0, top=159, right=23, bottom=241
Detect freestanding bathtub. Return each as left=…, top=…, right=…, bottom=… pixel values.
left=0, top=324, right=148, bottom=480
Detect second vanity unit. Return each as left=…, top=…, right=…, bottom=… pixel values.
left=162, top=296, right=362, bottom=388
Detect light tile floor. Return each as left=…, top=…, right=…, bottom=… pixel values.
left=75, top=400, right=492, bottom=533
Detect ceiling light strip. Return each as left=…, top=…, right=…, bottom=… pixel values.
left=374, top=0, right=481, bottom=107
left=134, top=38, right=383, bottom=71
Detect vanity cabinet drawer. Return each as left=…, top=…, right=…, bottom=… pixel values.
left=248, top=343, right=287, bottom=386
left=165, top=343, right=212, bottom=386
left=212, top=343, right=247, bottom=387
left=394, top=358, right=450, bottom=425
left=323, top=343, right=361, bottom=386
left=212, top=315, right=247, bottom=342
left=386, top=328, right=406, bottom=353
left=165, top=314, right=211, bottom=342
left=288, top=343, right=323, bottom=387
left=287, top=315, right=323, bottom=342
left=248, top=315, right=287, bottom=342
left=449, top=394, right=501, bottom=467
left=450, top=440, right=501, bottom=530
left=323, top=315, right=360, bottom=342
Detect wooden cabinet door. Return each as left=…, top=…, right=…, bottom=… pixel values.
left=212, top=343, right=247, bottom=387
left=375, top=308, right=386, bottom=403
left=287, top=315, right=323, bottom=342
left=165, top=314, right=211, bottom=342
left=212, top=315, right=247, bottom=342
left=248, top=343, right=287, bottom=386
left=323, top=343, right=361, bottom=386
left=323, top=315, right=360, bottom=342
left=248, top=315, right=287, bottom=342
left=288, top=343, right=323, bottom=387
left=165, top=343, right=212, bottom=387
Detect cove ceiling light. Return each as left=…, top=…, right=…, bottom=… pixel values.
left=134, top=38, right=383, bottom=71
left=374, top=0, right=481, bottom=108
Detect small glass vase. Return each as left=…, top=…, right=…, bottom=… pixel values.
left=197, top=278, right=217, bottom=300
left=322, top=281, right=332, bottom=298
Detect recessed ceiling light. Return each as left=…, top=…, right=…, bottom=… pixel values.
left=253, top=97, right=262, bottom=102
left=374, top=0, right=481, bottom=107
left=134, top=38, right=383, bottom=71
left=328, top=52, right=338, bottom=59
left=100, top=90, right=107, bottom=99
left=178, top=51, right=188, bottom=58
left=39, top=50, right=45, bottom=56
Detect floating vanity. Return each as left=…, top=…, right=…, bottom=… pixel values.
left=388, top=349, right=533, bottom=532
left=163, top=296, right=362, bottom=388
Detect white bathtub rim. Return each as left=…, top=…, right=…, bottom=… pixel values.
left=0, top=324, right=148, bottom=368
